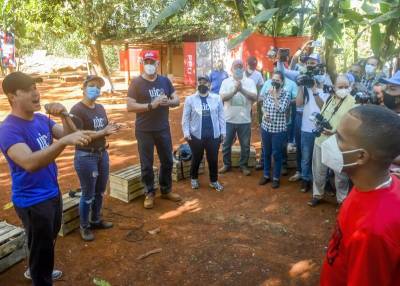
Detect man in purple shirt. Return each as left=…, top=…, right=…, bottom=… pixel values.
left=0, top=72, right=92, bottom=285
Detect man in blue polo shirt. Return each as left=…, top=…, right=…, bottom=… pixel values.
left=209, top=60, right=229, bottom=94
left=0, top=72, right=92, bottom=286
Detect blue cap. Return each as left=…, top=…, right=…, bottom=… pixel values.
left=379, top=70, right=400, bottom=86
left=305, top=53, right=321, bottom=63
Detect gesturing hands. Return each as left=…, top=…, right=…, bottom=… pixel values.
left=60, top=131, right=93, bottom=147
left=44, top=103, right=68, bottom=117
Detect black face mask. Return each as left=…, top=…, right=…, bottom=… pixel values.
left=198, top=84, right=209, bottom=94
left=383, top=91, right=400, bottom=110
left=271, top=81, right=281, bottom=89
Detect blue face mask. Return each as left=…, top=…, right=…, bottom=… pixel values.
left=234, top=68, right=244, bottom=78
left=86, top=86, right=100, bottom=100
left=314, top=75, right=325, bottom=84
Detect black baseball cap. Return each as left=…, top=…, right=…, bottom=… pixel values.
left=83, top=75, right=105, bottom=87
left=2, top=72, right=40, bottom=95
left=197, top=75, right=210, bottom=82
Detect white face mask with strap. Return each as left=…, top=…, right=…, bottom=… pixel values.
left=321, top=135, right=362, bottom=174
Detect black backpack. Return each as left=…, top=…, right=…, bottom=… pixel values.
left=173, top=144, right=192, bottom=179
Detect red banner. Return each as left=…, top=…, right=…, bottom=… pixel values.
left=183, top=42, right=196, bottom=87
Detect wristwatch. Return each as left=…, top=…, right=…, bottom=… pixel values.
left=148, top=103, right=153, bottom=111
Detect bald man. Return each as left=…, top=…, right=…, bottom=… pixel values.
left=320, top=105, right=400, bottom=286
left=308, top=74, right=355, bottom=207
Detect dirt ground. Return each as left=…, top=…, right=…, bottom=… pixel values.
left=0, top=77, right=338, bottom=286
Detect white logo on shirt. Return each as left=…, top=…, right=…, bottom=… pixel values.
left=148, top=88, right=164, bottom=101
left=93, top=117, right=105, bottom=130
left=36, top=133, right=49, bottom=150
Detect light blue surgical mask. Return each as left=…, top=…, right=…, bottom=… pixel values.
left=314, top=75, right=325, bottom=84
left=86, top=86, right=101, bottom=100
left=234, top=68, right=244, bottom=78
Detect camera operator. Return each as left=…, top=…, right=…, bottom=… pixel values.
left=296, top=76, right=330, bottom=193
left=288, top=40, right=314, bottom=71
left=379, top=70, right=400, bottom=175
left=308, top=74, right=356, bottom=207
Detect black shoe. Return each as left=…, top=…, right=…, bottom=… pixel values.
left=90, top=220, right=113, bottom=230
left=299, top=180, right=311, bottom=193
left=259, top=176, right=271, bottom=185
left=80, top=227, right=94, bottom=241
left=271, top=179, right=280, bottom=189
left=308, top=197, right=321, bottom=207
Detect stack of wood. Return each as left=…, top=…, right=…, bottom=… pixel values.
left=0, top=221, right=26, bottom=273
left=59, top=192, right=80, bottom=237
left=110, top=165, right=159, bottom=203
left=231, top=145, right=256, bottom=168
left=172, top=157, right=204, bottom=182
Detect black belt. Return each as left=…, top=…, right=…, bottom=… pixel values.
left=76, top=145, right=108, bottom=153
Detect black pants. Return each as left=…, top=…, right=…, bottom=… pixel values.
left=14, top=194, right=62, bottom=286
left=188, top=136, right=221, bottom=182
left=136, top=128, right=173, bottom=195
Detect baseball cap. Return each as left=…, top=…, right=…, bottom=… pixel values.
left=197, top=75, right=210, bottom=82
left=83, top=75, right=105, bottom=87
left=2, top=72, right=40, bottom=95
left=142, top=50, right=159, bottom=61
left=379, top=71, right=400, bottom=86
left=305, top=53, right=321, bottom=63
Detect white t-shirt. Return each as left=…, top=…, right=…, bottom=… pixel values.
left=301, top=88, right=330, bottom=133
left=220, top=77, right=257, bottom=124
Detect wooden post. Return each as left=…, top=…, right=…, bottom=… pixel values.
left=124, top=43, right=131, bottom=87
left=167, top=44, right=172, bottom=75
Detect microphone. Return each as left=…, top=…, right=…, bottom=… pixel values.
left=44, top=104, right=75, bottom=118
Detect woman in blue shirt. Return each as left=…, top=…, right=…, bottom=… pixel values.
left=182, top=75, right=226, bottom=191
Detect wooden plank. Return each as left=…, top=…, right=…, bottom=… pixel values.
left=0, top=228, right=24, bottom=245
left=0, top=233, right=25, bottom=259
left=0, top=226, right=14, bottom=240
left=58, top=218, right=80, bottom=237
left=62, top=207, right=79, bottom=224
left=0, top=245, right=26, bottom=273
left=62, top=198, right=79, bottom=212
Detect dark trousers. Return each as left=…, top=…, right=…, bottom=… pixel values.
left=294, top=111, right=303, bottom=173
left=188, top=136, right=221, bottom=182
left=74, top=150, right=109, bottom=229
left=136, top=128, right=173, bottom=195
left=14, top=194, right=62, bottom=286
left=262, top=129, right=287, bottom=180
left=222, top=122, right=251, bottom=168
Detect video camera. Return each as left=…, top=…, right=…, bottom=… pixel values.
left=351, top=82, right=379, bottom=105
left=296, top=64, right=325, bottom=88
left=267, top=47, right=290, bottom=62
left=310, top=112, right=332, bottom=137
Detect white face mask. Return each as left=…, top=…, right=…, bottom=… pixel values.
left=335, top=88, right=350, bottom=98
left=365, top=64, right=376, bottom=75
left=144, top=64, right=156, bottom=75
left=247, top=67, right=254, bottom=74
left=321, top=135, right=362, bottom=174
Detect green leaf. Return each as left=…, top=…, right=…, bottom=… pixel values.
left=146, top=0, right=188, bottom=33
left=250, top=8, right=279, bottom=24
left=361, top=0, right=377, bottom=14
left=340, top=0, right=351, bottom=9
left=322, top=17, right=343, bottom=44
left=341, top=9, right=364, bottom=23
left=228, top=28, right=254, bottom=50
left=93, top=278, right=111, bottom=286
left=370, top=24, right=383, bottom=56
left=379, top=2, right=391, bottom=13
left=370, top=9, right=400, bottom=25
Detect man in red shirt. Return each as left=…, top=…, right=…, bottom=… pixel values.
left=320, top=104, right=400, bottom=286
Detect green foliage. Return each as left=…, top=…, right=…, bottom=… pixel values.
left=93, top=278, right=111, bottom=286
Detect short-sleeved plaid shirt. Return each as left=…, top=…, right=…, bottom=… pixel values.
left=261, top=89, right=290, bottom=133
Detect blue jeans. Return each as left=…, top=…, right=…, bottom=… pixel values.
left=287, top=102, right=296, bottom=143
left=300, top=131, right=316, bottom=182
left=222, top=122, right=251, bottom=168
left=74, top=150, right=109, bottom=229
left=294, top=111, right=302, bottom=173
left=262, top=129, right=287, bottom=180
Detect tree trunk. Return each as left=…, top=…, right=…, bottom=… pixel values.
left=88, top=38, right=114, bottom=92
left=353, top=26, right=358, bottom=62
left=298, top=0, right=305, bottom=35
left=234, top=0, right=247, bottom=29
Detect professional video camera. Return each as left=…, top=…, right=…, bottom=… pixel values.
left=351, top=82, right=379, bottom=105
left=267, top=46, right=290, bottom=62
left=296, top=64, right=325, bottom=88
left=323, top=84, right=335, bottom=94
left=310, top=112, right=332, bottom=137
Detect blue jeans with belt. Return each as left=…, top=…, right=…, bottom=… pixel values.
left=74, top=149, right=109, bottom=229
left=262, top=129, right=287, bottom=180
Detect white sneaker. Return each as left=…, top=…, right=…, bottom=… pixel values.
left=289, top=171, right=301, bottom=182
left=191, top=179, right=200, bottom=189
left=24, top=269, right=63, bottom=280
